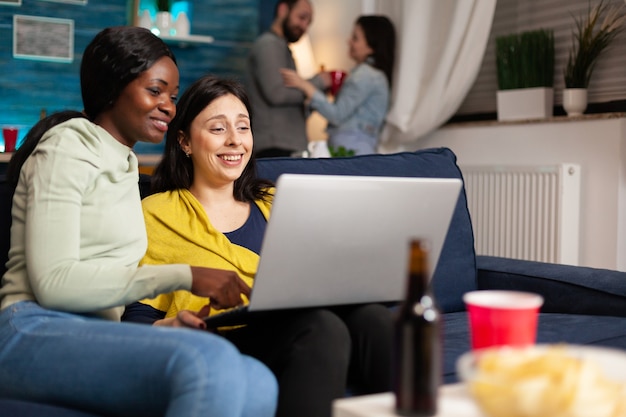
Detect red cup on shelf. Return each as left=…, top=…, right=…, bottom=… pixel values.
left=463, top=290, right=543, bottom=350
left=329, top=70, right=347, bottom=96
left=2, top=127, right=18, bottom=153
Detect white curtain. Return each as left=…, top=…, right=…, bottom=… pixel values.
left=368, top=0, right=497, bottom=153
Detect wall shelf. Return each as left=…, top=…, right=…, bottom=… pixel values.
left=160, top=34, right=214, bottom=47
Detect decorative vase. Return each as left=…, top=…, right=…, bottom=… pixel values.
left=155, top=11, right=173, bottom=37
left=137, top=9, right=153, bottom=30
left=173, top=11, right=190, bottom=37
left=496, top=87, right=554, bottom=121
left=562, top=88, right=587, bottom=117
left=307, top=140, right=331, bottom=158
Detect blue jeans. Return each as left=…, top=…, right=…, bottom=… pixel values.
left=0, top=301, right=278, bottom=417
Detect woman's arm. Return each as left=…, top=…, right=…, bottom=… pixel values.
left=280, top=68, right=330, bottom=100
left=282, top=65, right=387, bottom=126
left=21, top=126, right=192, bottom=312
left=19, top=126, right=250, bottom=316
left=308, top=65, right=387, bottom=126
left=123, top=301, right=210, bottom=329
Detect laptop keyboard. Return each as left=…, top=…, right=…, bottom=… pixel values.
left=203, top=305, right=250, bottom=328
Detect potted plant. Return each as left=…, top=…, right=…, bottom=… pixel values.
left=563, top=0, right=625, bottom=116
left=495, top=29, right=555, bottom=121
left=156, top=0, right=169, bottom=12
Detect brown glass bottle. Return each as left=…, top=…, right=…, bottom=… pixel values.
left=393, top=239, right=441, bottom=416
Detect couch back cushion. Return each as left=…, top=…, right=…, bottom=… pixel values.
left=256, top=147, right=477, bottom=312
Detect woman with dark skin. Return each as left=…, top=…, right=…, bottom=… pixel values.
left=0, top=26, right=277, bottom=417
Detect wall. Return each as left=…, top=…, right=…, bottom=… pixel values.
left=416, top=115, right=626, bottom=272
left=304, top=0, right=363, bottom=141
left=0, top=0, right=368, bottom=148
left=0, top=0, right=259, bottom=154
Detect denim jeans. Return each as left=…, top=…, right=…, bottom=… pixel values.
left=0, top=301, right=277, bottom=417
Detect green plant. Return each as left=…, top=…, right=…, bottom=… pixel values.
left=328, top=145, right=355, bottom=158
left=496, top=29, right=555, bottom=90
left=156, top=0, right=169, bottom=12
left=564, top=0, right=625, bottom=88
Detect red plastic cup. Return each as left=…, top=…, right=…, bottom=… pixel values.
left=2, top=127, right=18, bottom=153
left=329, top=70, right=347, bottom=96
left=463, top=290, right=543, bottom=350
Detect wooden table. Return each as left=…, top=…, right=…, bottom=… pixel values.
left=332, top=384, right=483, bottom=417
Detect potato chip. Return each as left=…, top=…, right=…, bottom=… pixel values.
left=464, top=345, right=626, bottom=417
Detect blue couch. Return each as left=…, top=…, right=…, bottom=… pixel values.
left=1, top=147, right=626, bottom=416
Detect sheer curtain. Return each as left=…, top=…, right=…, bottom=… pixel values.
left=367, top=0, right=497, bottom=153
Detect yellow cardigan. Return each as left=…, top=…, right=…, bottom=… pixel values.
left=139, top=188, right=273, bottom=318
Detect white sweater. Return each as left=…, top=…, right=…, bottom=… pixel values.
left=0, top=118, right=191, bottom=320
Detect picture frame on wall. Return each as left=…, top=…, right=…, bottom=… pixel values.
left=0, top=0, right=21, bottom=6
left=13, top=15, right=74, bottom=63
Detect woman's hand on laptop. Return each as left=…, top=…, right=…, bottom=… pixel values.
left=190, top=266, right=251, bottom=310
left=153, top=305, right=211, bottom=329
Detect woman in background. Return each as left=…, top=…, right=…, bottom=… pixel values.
left=123, top=75, right=393, bottom=417
left=0, top=26, right=277, bottom=417
left=281, top=15, right=396, bottom=155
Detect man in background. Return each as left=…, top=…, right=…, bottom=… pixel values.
left=245, top=0, right=327, bottom=158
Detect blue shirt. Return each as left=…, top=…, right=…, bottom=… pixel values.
left=309, top=62, right=390, bottom=140
left=224, top=202, right=267, bottom=255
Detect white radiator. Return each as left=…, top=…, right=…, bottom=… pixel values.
left=461, top=164, right=581, bottom=265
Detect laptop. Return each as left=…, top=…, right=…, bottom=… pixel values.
left=204, top=173, right=462, bottom=328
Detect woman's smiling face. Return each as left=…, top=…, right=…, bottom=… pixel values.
left=100, top=56, right=180, bottom=148
left=181, top=93, right=253, bottom=187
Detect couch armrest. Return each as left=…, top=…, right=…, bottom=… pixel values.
left=476, top=255, right=626, bottom=317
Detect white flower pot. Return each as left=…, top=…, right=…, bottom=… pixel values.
left=173, top=11, right=190, bottom=37
left=497, top=87, right=554, bottom=121
left=562, top=88, right=588, bottom=117
left=138, top=10, right=153, bottom=30
left=307, top=140, right=331, bottom=158
left=155, top=11, right=173, bottom=37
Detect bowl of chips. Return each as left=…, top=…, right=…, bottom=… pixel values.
left=457, top=344, right=626, bottom=417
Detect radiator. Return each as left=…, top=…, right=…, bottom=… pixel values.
left=461, top=164, right=581, bottom=265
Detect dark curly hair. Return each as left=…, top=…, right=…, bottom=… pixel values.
left=80, top=26, right=176, bottom=121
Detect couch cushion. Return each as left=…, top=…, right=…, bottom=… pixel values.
left=477, top=256, right=626, bottom=317
left=255, top=147, right=477, bottom=313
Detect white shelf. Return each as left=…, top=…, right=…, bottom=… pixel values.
left=160, top=34, right=214, bottom=47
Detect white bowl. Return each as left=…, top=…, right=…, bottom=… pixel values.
left=457, top=344, right=626, bottom=417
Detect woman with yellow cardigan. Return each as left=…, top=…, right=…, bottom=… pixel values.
left=122, top=75, right=393, bottom=417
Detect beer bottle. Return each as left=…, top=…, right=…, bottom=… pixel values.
left=393, top=239, right=441, bottom=416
